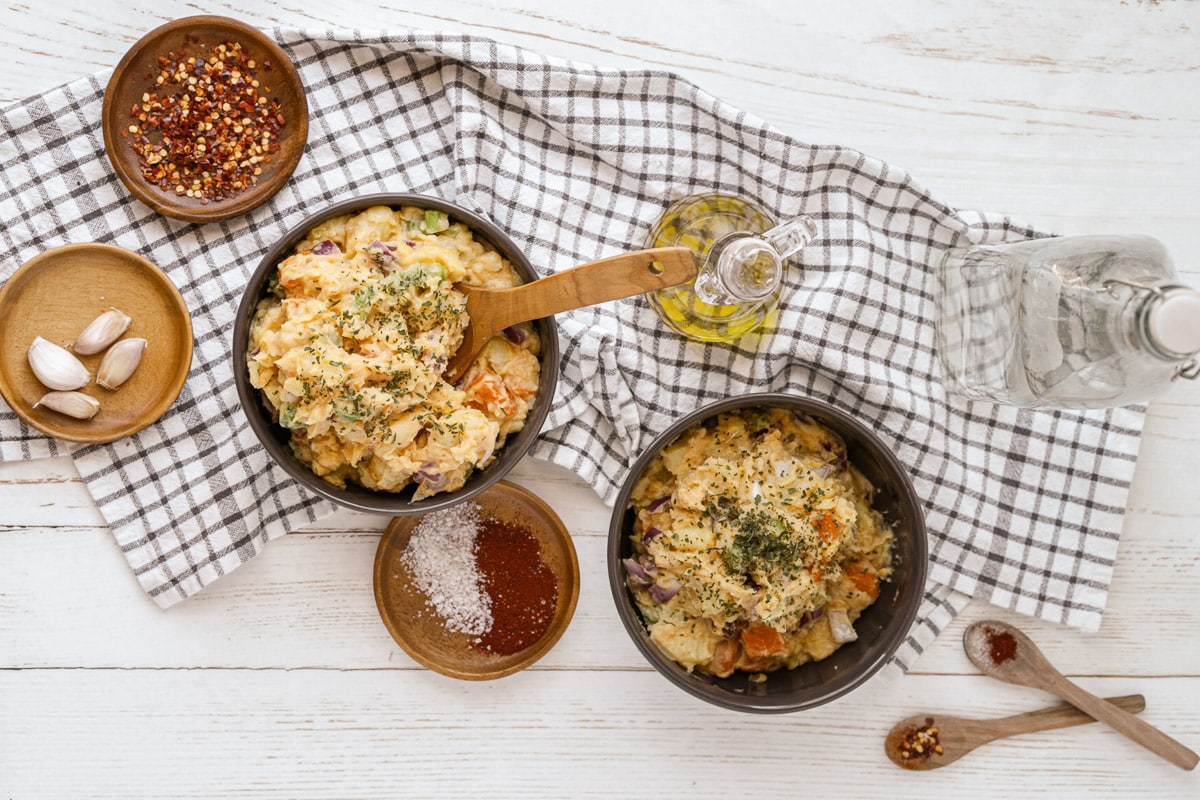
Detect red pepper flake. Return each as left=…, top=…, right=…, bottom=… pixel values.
left=473, top=517, right=558, bottom=655
left=897, top=717, right=943, bottom=764
left=985, top=625, right=1018, bottom=665
left=126, top=39, right=285, bottom=203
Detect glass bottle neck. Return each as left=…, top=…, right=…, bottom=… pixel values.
left=694, top=233, right=780, bottom=306
left=1116, top=281, right=1200, bottom=361
left=692, top=216, right=818, bottom=307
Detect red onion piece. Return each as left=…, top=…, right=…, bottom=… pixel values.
left=311, top=239, right=338, bottom=255
left=502, top=325, right=528, bottom=345
left=365, top=240, right=398, bottom=271
left=622, top=558, right=652, bottom=586
left=828, top=608, right=858, bottom=643
left=646, top=495, right=671, bottom=513
left=415, top=462, right=443, bottom=486
left=641, top=526, right=663, bottom=546
left=649, top=580, right=681, bottom=603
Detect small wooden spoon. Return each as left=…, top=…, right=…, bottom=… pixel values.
left=885, top=694, right=1146, bottom=770
left=963, top=620, right=1199, bottom=770
left=443, top=246, right=696, bottom=383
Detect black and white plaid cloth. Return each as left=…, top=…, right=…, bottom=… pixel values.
left=0, top=29, right=1144, bottom=670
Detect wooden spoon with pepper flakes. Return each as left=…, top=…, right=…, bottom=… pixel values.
left=963, top=620, right=1199, bottom=771
left=885, top=695, right=1146, bottom=771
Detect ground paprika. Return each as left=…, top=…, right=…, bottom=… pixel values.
left=473, top=518, right=558, bottom=655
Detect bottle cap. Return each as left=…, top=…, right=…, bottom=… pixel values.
left=1148, top=286, right=1200, bottom=357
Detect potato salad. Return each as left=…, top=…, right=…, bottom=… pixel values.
left=247, top=205, right=540, bottom=500
left=625, top=407, right=893, bottom=677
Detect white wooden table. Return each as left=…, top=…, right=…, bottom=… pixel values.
left=2, top=2, right=1198, bottom=797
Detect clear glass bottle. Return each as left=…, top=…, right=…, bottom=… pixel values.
left=645, top=193, right=817, bottom=342
left=936, top=234, right=1200, bottom=409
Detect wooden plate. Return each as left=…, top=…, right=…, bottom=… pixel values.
left=373, top=481, right=581, bottom=681
left=0, top=243, right=193, bottom=444
left=101, top=15, right=309, bottom=223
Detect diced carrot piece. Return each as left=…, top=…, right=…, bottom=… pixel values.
left=846, top=564, right=880, bottom=601
left=464, top=371, right=518, bottom=416
left=813, top=511, right=839, bottom=542
left=741, top=622, right=787, bottom=659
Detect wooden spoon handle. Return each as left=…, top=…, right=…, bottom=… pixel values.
left=983, top=694, right=1145, bottom=740
left=485, top=246, right=696, bottom=331
left=1053, top=678, right=1198, bottom=770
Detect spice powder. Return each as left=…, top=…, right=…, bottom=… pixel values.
left=400, top=503, right=491, bottom=636
left=985, top=626, right=1018, bottom=665
left=400, top=503, right=558, bottom=656
left=474, top=518, right=558, bottom=655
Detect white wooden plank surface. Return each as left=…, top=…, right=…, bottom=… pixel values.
left=1, top=1, right=1198, bottom=798
left=2, top=671, right=1198, bottom=799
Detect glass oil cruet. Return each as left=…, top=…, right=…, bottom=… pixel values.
left=936, top=234, right=1200, bottom=409
left=645, top=193, right=818, bottom=342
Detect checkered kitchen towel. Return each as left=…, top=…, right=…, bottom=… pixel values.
left=0, top=28, right=1143, bottom=670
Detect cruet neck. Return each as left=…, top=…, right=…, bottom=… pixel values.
left=694, top=215, right=818, bottom=306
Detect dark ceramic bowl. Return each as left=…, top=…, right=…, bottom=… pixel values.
left=232, top=193, right=559, bottom=515
left=607, top=392, right=927, bottom=713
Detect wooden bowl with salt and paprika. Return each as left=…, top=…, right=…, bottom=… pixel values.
left=373, top=481, right=580, bottom=680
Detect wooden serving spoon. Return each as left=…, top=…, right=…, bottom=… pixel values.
left=443, top=246, right=696, bottom=383
left=963, top=620, right=1199, bottom=770
left=885, top=694, right=1146, bottom=770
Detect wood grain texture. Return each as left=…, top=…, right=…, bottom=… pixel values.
left=1, top=671, right=1198, bottom=799
left=446, top=246, right=696, bottom=381
left=1, top=1, right=1198, bottom=797
left=0, top=244, right=193, bottom=443
left=884, top=695, right=1148, bottom=771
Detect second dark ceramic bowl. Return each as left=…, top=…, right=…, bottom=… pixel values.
left=607, top=392, right=928, bottom=713
left=232, top=193, right=559, bottom=515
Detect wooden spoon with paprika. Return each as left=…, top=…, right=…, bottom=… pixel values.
left=963, top=620, right=1198, bottom=770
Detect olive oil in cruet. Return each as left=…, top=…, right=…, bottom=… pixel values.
left=645, top=193, right=817, bottom=342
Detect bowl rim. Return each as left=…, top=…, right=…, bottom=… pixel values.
left=232, top=192, right=560, bottom=515
left=607, top=391, right=928, bottom=713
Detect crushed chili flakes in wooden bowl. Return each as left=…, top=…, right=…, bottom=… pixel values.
left=101, top=15, right=308, bottom=223
left=373, top=481, right=581, bottom=681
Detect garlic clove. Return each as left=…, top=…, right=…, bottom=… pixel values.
left=73, top=307, right=132, bottom=355
left=28, top=336, right=91, bottom=391
left=33, top=391, right=101, bottom=420
left=97, top=337, right=147, bottom=390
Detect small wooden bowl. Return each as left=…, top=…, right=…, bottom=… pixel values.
left=0, top=243, right=193, bottom=444
left=102, top=15, right=309, bottom=223
left=373, top=481, right=580, bottom=681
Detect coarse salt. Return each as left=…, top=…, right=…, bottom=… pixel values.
left=400, top=502, right=492, bottom=636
